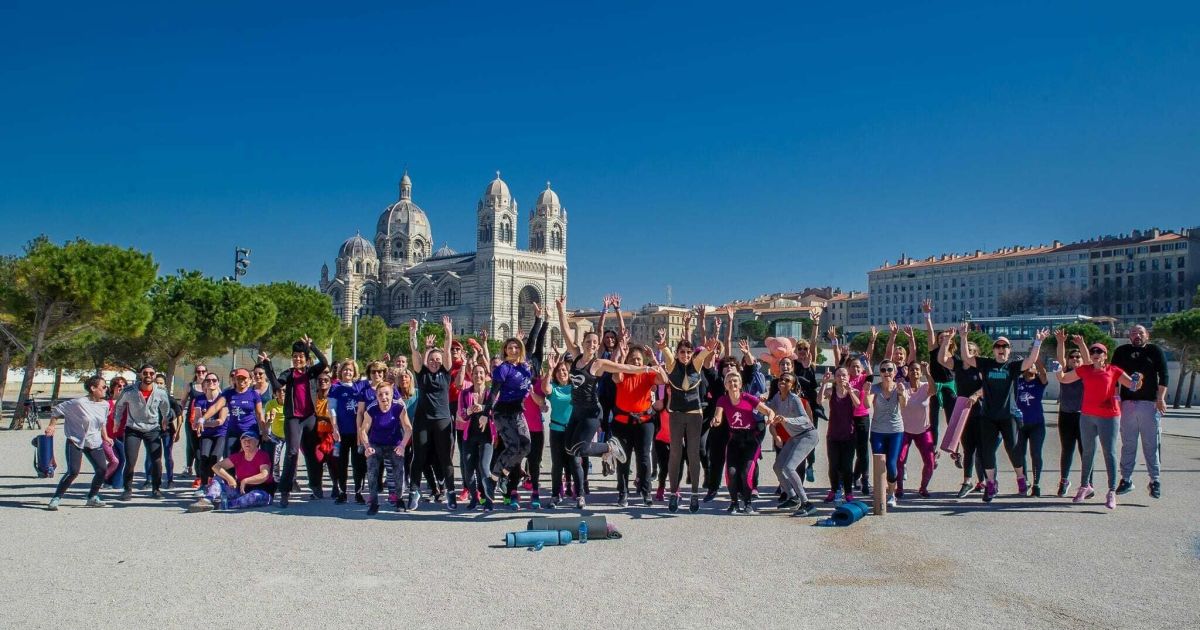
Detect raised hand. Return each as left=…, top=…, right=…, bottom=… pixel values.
left=300, top=334, right=313, bottom=348
left=738, top=338, right=751, bottom=356
left=602, top=295, right=613, bottom=309
left=889, top=321, right=898, bottom=334
left=257, top=351, right=270, bottom=364
left=533, top=302, right=543, bottom=318
left=1035, top=328, right=1050, bottom=342
left=1071, top=334, right=1086, bottom=347
left=612, top=294, right=622, bottom=309
left=958, top=322, right=970, bottom=336
left=425, top=335, right=437, bottom=349
left=408, top=318, right=420, bottom=333
left=683, top=311, right=694, bottom=327
left=870, top=325, right=878, bottom=338
left=1054, top=328, right=1067, bottom=344
left=921, top=298, right=932, bottom=314
left=555, top=295, right=566, bottom=310
left=904, top=325, right=916, bottom=340
left=442, top=315, right=453, bottom=331
left=654, top=328, right=666, bottom=347
left=827, top=325, right=838, bottom=340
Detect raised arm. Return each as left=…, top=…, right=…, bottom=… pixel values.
left=958, top=322, right=976, bottom=370
left=884, top=321, right=898, bottom=363
left=808, top=307, right=822, bottom=360
left=1021, top=329, right=1049, bottom=371
left=1054, top=328, right=1068, bottom=370
left=921, top=299, right=936, bottom=352
left=555, top=295, right=579, bottom=356
left=441, top=315, right=454, bottom=364
left=724, top=307, right=735, bottom=360
left=408, top=319, right=422, bottom=369
left=656, top=328, right=675, bottom=372
left=682, top=309, right=694, bottom=345
left=697, top=305, right=708, bottom=346
left=598, top=295, right=611, bottom=340
left=938, top=328, right=955, bottom=370
left=612, top=294, right=627, bottom=334
left=1073, top=334, right=1095, bottom=368
left=307, top=335, right=328, bottom=377
left=866, top=326, right=879, bottom=364
left=828, top=325, right=842, bottom=366
left=904, top=325, right=917, bottom=367
left=258, top=351, right=282, bottom=390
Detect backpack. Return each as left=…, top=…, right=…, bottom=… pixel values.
left=32, top=435, right=56, bottom=478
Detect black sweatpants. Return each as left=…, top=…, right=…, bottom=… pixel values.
left=410, top=417, right=456, bottom=496
left=979, top=414, right=1022, bottom=472
left=335, top=432, right=368, bottom=496
left=726, top=429, right=762, bottom=504
left=851, top=416, right=871, bottom=481
left=549, top=429, right=569, bottom=498
left=612, top=420, right=654, bottom=498
left=1015, top=422, right=1046, bottom=484
left=280, top=415, right=320, bottom=498
left=704, top=423, right=729, bottom=493
left=123, top=428, right=163, bottom=492
left=827, top=438, right=855, bottom=495
left=508, top=430, right=545, bottom=494
left=654, top=439, right=670, bottom=490
left=566, top=405, right=606, bottom=496
left=1058, top=410, right=1083, bottom=482
left=54, top=442, right=107, bottom=499
left=198, top=435, right=227, bottom=487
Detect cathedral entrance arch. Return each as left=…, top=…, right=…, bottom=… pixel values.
left=517, top=285, right=542, bottom=336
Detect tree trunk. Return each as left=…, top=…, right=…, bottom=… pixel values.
left=1172, top=348, right=1188, bottom=409
left=0, top=346, right=10, bottom=424
left=1187, top=371, right=1197, bottom=409
left=164, top=354, right=181, bottom=397
left=50, top=367, right=63, bottom=404
left=10, top=309, right=50, bottom=429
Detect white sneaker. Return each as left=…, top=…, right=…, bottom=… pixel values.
left=886, top=493, right=897, bottom=508
left=606, top=437, right=627, bottom=464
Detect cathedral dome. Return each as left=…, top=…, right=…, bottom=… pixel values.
left=483, top=171, right=511, bottom=199
left=432, top=243, right=458, bottom=258
left=535, top=181, right=560, bottom=210
left=339, top=233, right=377, bottom=260
left=376, top=174, right=433, bottom=243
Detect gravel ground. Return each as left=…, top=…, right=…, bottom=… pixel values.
left=2, top=411, right=1197, bottom=629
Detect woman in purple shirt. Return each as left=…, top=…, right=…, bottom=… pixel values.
left=484, top=337, right=535, bottom=499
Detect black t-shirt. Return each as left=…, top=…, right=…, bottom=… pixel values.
left=975, top=357, right=1023, bottom=421
left=1111, top=343, right=1168, bottom=402
left=928, top=349, right=954, bottom=383
left=415, top=366, right=452, bottom=422
left=951, top=357, right=984, bottom=398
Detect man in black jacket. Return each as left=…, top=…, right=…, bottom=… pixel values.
left=259, top=335, right=329, bottom=508
left=1111, top=325, right=1169, bottom=499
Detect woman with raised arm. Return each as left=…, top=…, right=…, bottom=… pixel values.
left=655, top=317, right=716, bottom=513
left=883, top=321, right=917, bottom=384
left=897, top=362, right=934, bottom=498
left=954, top=323, right=1047, bottom=503
left=457, top=361, right=496, bottom=511
left=482, top=333, right=535, bottom=506
left=922, top=300, right=957, bottom=446
left=846, top=326, right=877, bottom=496
left=711, top=371, right=776, bottom=513
left=1014, top=359, right=1049, bottom=497
left=405, top=316, right=459, bottom=511
left=611, top=336, right=669, bottom=507
left=512, top=303, right=549, bottom=509
left=1056, top=334, right=1142, bottom=509
left=542, top=348, right=575, bottom=507
left=1053, top=329, right=1087, bottom=497
left=259, top=335, right=332, bottom=508
left=866, top=360, right=910, bottom=508
left=555, top=295, right=657, bottom=509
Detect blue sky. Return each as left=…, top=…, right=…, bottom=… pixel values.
left=2, top=2, right=1197, bottom=310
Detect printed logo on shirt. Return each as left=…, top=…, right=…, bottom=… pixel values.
left=569, top=374, right=586, bottom=387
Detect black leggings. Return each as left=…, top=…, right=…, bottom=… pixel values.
left=726, top=430, right=761, bottom=503
left=929, top=384, right=956, bottom=446
left=961, top=409, right=983, bottom=481
left=704, top=423, right=729, bottom=493
left=1058, top=411, right=1083, bottom=482
left=612, top=420, right=654, bottom=497
left=827, top=438, right=856, bottom=494
left=566, top=405, right=606, bottom=495
left=1015, top=422, right=1046, bottom=484
left=123, top=428, right=163, bottom=492
left=54, top=442, right=107, bottom=499
left=280, top=415, right=320, bottom=498
left=979, top=414, right=1022, bottom=472
left=410, top=418, right=456, bottom=495
left=509, top=430, right=545, bottom=494
left=549, top=429, right=569, bottom=498
left=198, top=435, right=228, bottom=487
left=654, top=439, right=670, bottom=489
left=335, top=431, right=368, bottom=496
left=851, top=416, right=871, bottom=480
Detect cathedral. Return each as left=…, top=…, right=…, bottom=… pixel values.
left=320, top=172, right=568, bottom=345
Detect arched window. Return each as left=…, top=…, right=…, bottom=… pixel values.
left=478, top=218, right=492, bottom=243
left=551, top=224, right=563, bottom=251
left=359, top=288, right=376, bottom=315
left=550, top=327, right=562, bottom=348
left=413, top=239, right=425, bottom=261
left=419, top=291, right=432, bottom=308
left=355, top=261, right=363, bottom=274
left=532, top=233, right=544, bottom=251
left=393, top=239, right=406, bottom=261
left=397, top=292, right=409, bottom=310
left=500, top=218, right=513, bottom=244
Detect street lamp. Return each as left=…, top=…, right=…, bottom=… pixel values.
left=352, top=305, right=368, bottom=364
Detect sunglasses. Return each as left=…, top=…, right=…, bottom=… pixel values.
left=993, top=344, right=1010, bottom=349
left=203, top=377, right=219, bottom=383
left=880, top=367, right=895, bottom=373
left=1089, top=348, right=1106, bottom=355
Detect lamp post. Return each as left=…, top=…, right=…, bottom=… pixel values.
left=352, top=305, right=367, bottom=364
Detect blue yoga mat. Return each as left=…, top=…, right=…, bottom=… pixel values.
left=831, top=500, right=870, bottom=526
left=505, top=530, right=573, bottom=548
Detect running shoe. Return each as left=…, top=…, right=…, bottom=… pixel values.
left=951, top=451, right=962, bottom=468
left=334, top=493, right=347, bottom=504
left=152, top=490, right=164, bottom=500
left=834, top=492, right=847, bottom=506
left=793, top=502, right=817, bottom=517
left=279, top=495, right=289, bottom=508
left=751, top=489, right=760, bottom=499
left=1149, top=480, right=1161, bottom=499
left=192, top=489, right=205, bottom=499
left=616, top=494, right=628, bottom=508
left=1105, top=490, right=1117, bottom=510
left=726, top=501, right=738, bottom=514
left=689, top=495, right=700, bottom=513
left=824, top=490, right=837, bottom=503
left=956, top=482, right=973, bottom=499
left=982, top=481, right=997, bottom=503
left=467, top=495, right=479, bottom=511
left=843, top=492, right=855, bottom=503
left=355, top=492, right=366, bottom=504
left=120, top=490, right=133, bottom=501
left=655, top=487, right=665, bottom=502
left=508, top=498, right=519, bottom=512
left=191, top=478, right=202, bottom=489
left=1056, top=479, right=1070, bottom=497
left=703, top=489, right=718, bottom=503
left=549, top=495, right=562, bottom=508
left=668, top=494, right=679, bottom=513
left=970, top=482, right=984, bottom=495
left=805, top=467, right=815, bottom=483
left=1072, top=485, right=1091, bottom=503
left=1030, top=485, right=1041, bottom=498
left=741, top=500, right=757, bottom=514
left=886, top=493, right=897, bottom=508
left=395, top=500, right=406, bottom=513
left=495, top=475, right=509, bottom=498
left=447, top=492, right=458, bottom=511
left=642, top=492, right=652, bottom=507
left=367, top=502, right=379, bottom=516
left=47, top=497, right=61, bottom=511
left=1115, top=479, right=1134, bottom=495
left=484, top=499, right=495, bottom=512
left=530, top=494, right=542, bottom=510
left=895, top=486, right=905, bottom=499
left=310, top=490, right=324, bottom=500
left=407, top=490, right=420, bottom=511
left=576, top=496, right=586, bottom=510
left=607, top=437, right=628, bottom=464
left=186, top=498, right=214, bottom=513
left=1085, top=487, right=1096, bottom=500
left=458, top=489, right=470, bottom=503
left=918, top=488, right=930, bottom=499
left=1016, top=477, right=1028, bottom=495
left=778, top=497, right=800, bottom=510
left=165, top=479, right=174, bottom=490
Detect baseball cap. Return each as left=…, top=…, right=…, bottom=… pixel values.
left=993, top=336, right=1011, bottom=346
left=232, top=368, right=251, bottom=378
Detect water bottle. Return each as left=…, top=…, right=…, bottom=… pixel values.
left=578, top=520, right=588, bottom=543
left=1131, top=373, right=1141, bottom=390
left=332, top=441, right=341, bottom=458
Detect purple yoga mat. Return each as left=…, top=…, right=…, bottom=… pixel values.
left=939, top=396, right=972, bottom=454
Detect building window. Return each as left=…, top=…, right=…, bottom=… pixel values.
left=397, top=293, right=409, bottom=310
left=442, top=287, right=457, bottom=306
left=479, top=219, right=493, bottom=243
left=419, top=291, right=432, bottom=309
left=552, top=225, right=563, bottom=251
left=500, top=218, right=514, bottom=244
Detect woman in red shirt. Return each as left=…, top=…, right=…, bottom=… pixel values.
left=1057, top=335, right=1142, bottom=510
left=611, top=340, right=668, bottom=507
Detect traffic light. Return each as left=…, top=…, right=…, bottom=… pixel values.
left=234, top=247, right=251, bottom=280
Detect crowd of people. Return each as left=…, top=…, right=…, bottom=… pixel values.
left=43, top=296, right=1170, bottom=517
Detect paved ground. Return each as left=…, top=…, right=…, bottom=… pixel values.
left=1, top=405, right=1198, bottom=629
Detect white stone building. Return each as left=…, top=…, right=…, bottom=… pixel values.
left=320, top=172, right=567, bottom=343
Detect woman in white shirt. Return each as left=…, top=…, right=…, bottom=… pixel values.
left=46, top=376, right=114, bottom=510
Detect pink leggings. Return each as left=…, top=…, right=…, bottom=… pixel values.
left=898, top=429, right=936, bottom=491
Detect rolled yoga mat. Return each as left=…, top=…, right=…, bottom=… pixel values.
left=939, top=396, right=973, bottom=454
left=831, top=500, right=870, bottom=526
left=527, top=516, right=614, bottom=540
left=505, top=530, right=573, bottom=548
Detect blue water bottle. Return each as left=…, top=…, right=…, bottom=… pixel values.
left=578, top=520, right=588, bottom=544
left=1131, top=373, right=1142, bottom=390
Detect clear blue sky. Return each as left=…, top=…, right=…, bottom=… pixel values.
left=2, top=2, right=1197, bottom=310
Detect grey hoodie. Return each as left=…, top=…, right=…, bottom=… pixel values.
left=114, top=384, right=175, bottom=433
